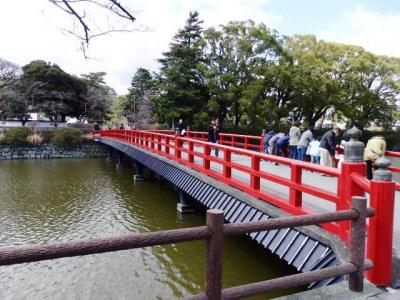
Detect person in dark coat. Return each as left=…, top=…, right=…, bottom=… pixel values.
left=319, top=127, right=341, bottom=167
left=176, top=118, right=185, bottom=136
left=274, top=134, right=290, bottom=157
left=207, top=119, right=220, bottom=157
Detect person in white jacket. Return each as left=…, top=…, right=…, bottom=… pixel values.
left=308, top=137, right=321, bottom=164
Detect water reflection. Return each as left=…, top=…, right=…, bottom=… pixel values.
left=0, top=159, right=302, bottom=299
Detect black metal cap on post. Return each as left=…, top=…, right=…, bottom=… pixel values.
left=373, top=157, right=392, bottom=181
left=344, top=126, right=364, bottom=163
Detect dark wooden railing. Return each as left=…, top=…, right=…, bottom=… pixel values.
left=0, top=197, right=373, bottom=299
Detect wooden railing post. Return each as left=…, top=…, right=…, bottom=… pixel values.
left=367, top=157, right=396, bottom=286
left=205, top=209, right=224, bottom=300
left=289, top=163, right=302, bottom=207
left=250, top=156, right=260, bottom=190
left=349, top=196, right=367, bottom=292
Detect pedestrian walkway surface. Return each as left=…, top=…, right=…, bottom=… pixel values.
left=177, top=144, right=400, bottom=252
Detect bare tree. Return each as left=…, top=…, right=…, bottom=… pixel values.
left=0, top=58, right=21, bottom=89
left=48, top=0, right=141, bottom=57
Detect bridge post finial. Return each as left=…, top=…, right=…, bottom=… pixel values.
left=344, top=126, right=364, bottom=163
left=373, top=156, right=392, bottom=181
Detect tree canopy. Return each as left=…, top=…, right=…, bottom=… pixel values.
left=139, top=12, right=400, bottom=130
left=0, top=60, right=114, bottom=125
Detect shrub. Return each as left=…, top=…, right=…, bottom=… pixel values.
left=68, top=123, right=94, bottom=134
left=3, top=127, right=33, bottom=146
left=53, top=128, right=84, bottom=147
left=0, top=131, right=5, bottom=144
left=39, top=130, right=55, bottom=143
left=27, top=134, right=43, bottom=145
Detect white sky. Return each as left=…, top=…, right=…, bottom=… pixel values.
left=0, top=1, right=399, bottom=94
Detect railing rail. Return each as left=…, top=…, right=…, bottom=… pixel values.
left=100, top=129, right=341, bottom=232
left=0, top=198, right=374, bottom=299
left=98, top=129, right=397, bottom=286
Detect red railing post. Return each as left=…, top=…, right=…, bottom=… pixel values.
left=188, top=141, right=194, bottom=164
left=244, top=136, right=249, bottom=150
left=204, top=144, right=210, bottom=170
left=223, top=149, right=231, bottom=179
left=231, top=136, right=236, bottom=147
left=165, top=136, right=170, bottom=154
left=366, top=157, right=396, bottom=286
left=144, top=133, right=148, bottom=148
left=250, top=155, right=260, bottom=190
left=289, top=163, right=302, bottom=207
left=157, top=135, right=162, bottom=153
left=150, top=133, right=155, bottom=150
left=175, top=136, right=181, bottom=160
left=338, top=127, right=365, bottom=242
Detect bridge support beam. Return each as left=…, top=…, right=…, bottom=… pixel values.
left=177, top=190, right=195, bottom=213
left=116, top=152, right=122, bottom=168
left=106, top=147, right=112, bottom=161
left=133, top=161, right=145, bottom=181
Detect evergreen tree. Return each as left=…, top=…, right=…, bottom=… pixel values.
left=126, top=68, right=157, bottom=129
left=156, top=11, right=209, bottom=129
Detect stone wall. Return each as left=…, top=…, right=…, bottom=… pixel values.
left=0, top=142, right=107, bottom=160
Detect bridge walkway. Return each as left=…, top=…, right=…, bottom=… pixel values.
left=175, top=143, right=400, bottom=253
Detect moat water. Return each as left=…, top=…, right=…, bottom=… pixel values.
left=0, top=159, right=302, bottom=299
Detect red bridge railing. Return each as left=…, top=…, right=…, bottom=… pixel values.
left=99, top=129, right=397, bottom=286
left=149, top=130, right=400, bottom=188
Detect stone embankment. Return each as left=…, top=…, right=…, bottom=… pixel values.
left=0, top=142, right=107, bottom=160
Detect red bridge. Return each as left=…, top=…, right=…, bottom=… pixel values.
left=99, top=127, right=400, bottom=287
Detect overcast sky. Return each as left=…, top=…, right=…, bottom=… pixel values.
left=1, top=0, right=400, bottom=94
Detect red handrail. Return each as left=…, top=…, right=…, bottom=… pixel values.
left=100, top=129, right=341, bottom=233
left=153, top=129, right=400, bottom=190
left=99, top=129, right=397, bottom=286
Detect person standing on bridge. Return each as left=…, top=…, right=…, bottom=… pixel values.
left=176, top=118, right=186, bottom=136
left=208, top=119, right=220, bottom=157
left=289, top=120, right=301, bottom=159
left=364, top=135, right=386, bottom=180
left=319, top=127, right=341, bottom=168
left=308, top=136, right=321, bottom=164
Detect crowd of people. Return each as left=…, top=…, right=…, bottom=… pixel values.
left=262, top=121, right=387, bottom=179
left=173, top=118, right=387, bottom=179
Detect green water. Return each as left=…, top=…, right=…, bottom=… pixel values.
left=0, top=159, right=302, bottom=299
